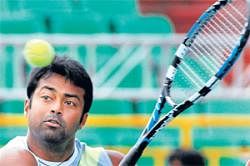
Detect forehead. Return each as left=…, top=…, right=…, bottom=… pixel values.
left=36, top=73, right=85, bottom=98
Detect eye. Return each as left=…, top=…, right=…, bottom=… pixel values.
left=65, top=100, right=76, bottom=107
left=41, top=95, right=52, bottom=101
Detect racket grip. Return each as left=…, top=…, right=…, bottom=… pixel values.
left=119, top=141, right=149, bottom=166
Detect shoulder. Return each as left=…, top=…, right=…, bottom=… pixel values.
left=0, top=136, right=37, bottom=165
left=80, top=141, right=124, bottom=165
left=0, top=145, right=36, bottom=165
left=105, top=149, right=124, bottom=166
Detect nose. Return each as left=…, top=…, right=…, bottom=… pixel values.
left=50, top=101, right=63, bottom=115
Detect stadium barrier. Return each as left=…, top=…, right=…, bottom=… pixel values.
left=1, top=34, right=250, bottom=165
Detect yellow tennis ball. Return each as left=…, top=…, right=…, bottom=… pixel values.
left=23, top=39, right=55, bottom=67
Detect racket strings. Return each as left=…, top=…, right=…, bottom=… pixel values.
left=200, top=5, right=244, bottom=57
left=174, top=1, right=248, bottom=91
left=202, top=12, right=240, bottom=53
left=178, top=61, right=205, bottom=89
left=209, top=17, right=236, bottom=48
left=189, top=46, right=218, bottom=72
left=195, top=28, right=231, bottom=65
left=219, top=9, right=243, bottom=34
left=214, top=13, right=241, bottom=46
left=194, top=30, right=227, bottom=64
left=228, top=3, right=247, bottom=26
left=191, top=48, right=220, bottom=73
left=203, top=21, right=234, bottom=53
left=190, top=13, right=239, bottom=67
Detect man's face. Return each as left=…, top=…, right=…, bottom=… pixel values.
left=25, top=73, right=87, bottom=144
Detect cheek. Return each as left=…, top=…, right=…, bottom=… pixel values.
left=27, top=100, right=48, bottom=122
left=64, top=111, right=82, bottom=128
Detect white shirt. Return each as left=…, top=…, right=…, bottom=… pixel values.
left=4, top=136, right=112, bottom=166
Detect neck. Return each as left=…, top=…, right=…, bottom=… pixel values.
left=26, top=133, right=75, bottom=162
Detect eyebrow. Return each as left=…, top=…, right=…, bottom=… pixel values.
left=41, top=85, right=56, bottom=92
left=41, top=85, right=81, bottom=102
left=64, top=93, right=81, bottom=102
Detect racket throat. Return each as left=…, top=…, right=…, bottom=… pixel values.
left=162, top=79, right=177, bottom=107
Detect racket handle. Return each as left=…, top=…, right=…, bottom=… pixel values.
left=119, top=141, right=149, bottom=166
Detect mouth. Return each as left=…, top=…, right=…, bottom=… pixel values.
left=44, top=119, right=62, bottom=128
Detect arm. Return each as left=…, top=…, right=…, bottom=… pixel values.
left=106, top=150, right=124, bottom=166
left=0, top=148, right=37, bottom=166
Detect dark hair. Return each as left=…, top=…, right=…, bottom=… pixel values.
left=167, top=148, right=205, bottom=166
left=26, top=56, right=93, bottom=122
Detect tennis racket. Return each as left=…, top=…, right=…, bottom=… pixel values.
left=119, top=0, right=250, bottom=165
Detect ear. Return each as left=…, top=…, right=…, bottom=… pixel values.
left=24, top=99, right=31, bottom=117
left=79, top=113, right=88, bottom=129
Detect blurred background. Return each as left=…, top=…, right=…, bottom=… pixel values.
left=1, top=0, right=250, bottom=165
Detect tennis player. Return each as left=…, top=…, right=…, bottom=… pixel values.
left=167, top=148, right=205, bottom=166
left=0, top=56, right=124, bottom=165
